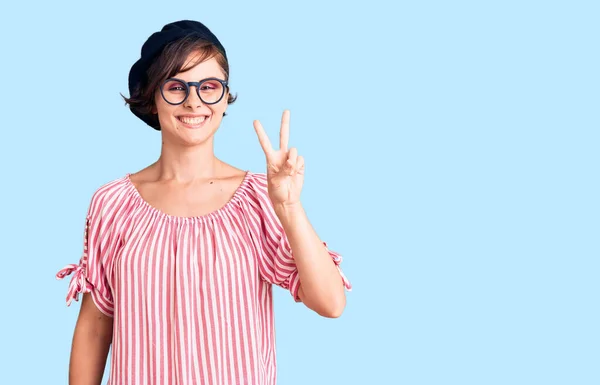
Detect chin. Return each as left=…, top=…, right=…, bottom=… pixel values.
left=167, top=123, right=217, bottom=146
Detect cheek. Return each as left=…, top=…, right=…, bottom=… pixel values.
left=155, top=98, right=176, bottom=118
left=214, top=96, right=229, bottom=115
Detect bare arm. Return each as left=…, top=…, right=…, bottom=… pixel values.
left=275, top=203, right=346, bottom=318
left=253, top=110, right=347, bottom=318
left=69, top=293, right=113, bottom=385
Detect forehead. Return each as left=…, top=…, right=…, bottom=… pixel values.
left=175, top=53, right=225, bottom=80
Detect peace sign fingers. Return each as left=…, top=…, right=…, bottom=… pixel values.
left=253, top=109, right=292, bottom=158
left=252, top=109, right=305, bottom=206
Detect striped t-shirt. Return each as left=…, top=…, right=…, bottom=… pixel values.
left=56, top=171, right=351, bottom=385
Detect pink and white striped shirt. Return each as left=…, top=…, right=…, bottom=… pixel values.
left=56, top=171, right=351, bottom=385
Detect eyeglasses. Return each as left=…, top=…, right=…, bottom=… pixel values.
left=160, top=77, right=228, bottom=105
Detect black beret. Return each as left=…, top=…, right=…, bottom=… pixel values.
left=128, top=20, right=227, bottom=130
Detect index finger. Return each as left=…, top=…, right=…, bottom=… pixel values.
left=253, top=119, right=273, bottom=156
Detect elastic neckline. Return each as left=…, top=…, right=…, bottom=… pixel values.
left=124, top=171, right=252, bottom=222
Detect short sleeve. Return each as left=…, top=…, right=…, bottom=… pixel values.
left=247, top=174, right=352, bottom=302
left=56, top=198, right=114, bottom=317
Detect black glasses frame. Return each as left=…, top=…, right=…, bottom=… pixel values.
left=160, top=77, right=229, bottom=105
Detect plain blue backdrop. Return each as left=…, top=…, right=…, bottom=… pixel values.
left=0, top=0, right=598, bottom=384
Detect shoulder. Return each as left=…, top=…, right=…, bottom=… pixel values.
left=236, top=171, right=274, bottom=215
left=241, top=171, right=270, bottom=199
left=87, top=175, right=132, bottom=218
left=245, top=171, right=268, bottom=189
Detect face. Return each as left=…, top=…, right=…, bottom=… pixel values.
left=153, top=53, right=229, bottom=146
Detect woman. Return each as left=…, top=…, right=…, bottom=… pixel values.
left=56, top=20, right=351, bottom=385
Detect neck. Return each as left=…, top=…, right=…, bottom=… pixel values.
left=155, top=138, right=221, bottom=182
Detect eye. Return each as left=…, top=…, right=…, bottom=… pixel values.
left=200, top=82, right=218, bottom=91
left=164, top=81, right=186, bottom=92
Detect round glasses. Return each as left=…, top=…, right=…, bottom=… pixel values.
left=160, top=77, right=228, bottom=105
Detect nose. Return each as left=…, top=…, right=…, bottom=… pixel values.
left=183, top=86, right=203, bottom=108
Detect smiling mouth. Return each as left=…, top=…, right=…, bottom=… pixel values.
left=177, top=115, right=208, bottom=128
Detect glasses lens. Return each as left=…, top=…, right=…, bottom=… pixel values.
left=198, top=79, right=225, bottom=104
left=162, top=79, right=188, bottom=104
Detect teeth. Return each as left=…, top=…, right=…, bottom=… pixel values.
left=179, top=116, right=206, bottom=125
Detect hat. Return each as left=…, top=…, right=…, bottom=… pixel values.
left=128, top=20, right=227, bottom=130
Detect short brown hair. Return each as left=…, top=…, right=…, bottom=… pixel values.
left=123, top=35, right=237, bottom=130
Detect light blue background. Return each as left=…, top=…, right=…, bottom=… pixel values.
left=0, top=0, right=598, bottom=384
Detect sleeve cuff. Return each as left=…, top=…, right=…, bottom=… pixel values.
left=323, top=242, right=352, bottom=292
left=56, top=263, right=114, bottom=317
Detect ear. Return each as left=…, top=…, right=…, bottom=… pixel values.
left=222, top=89, right=229, bottom=117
